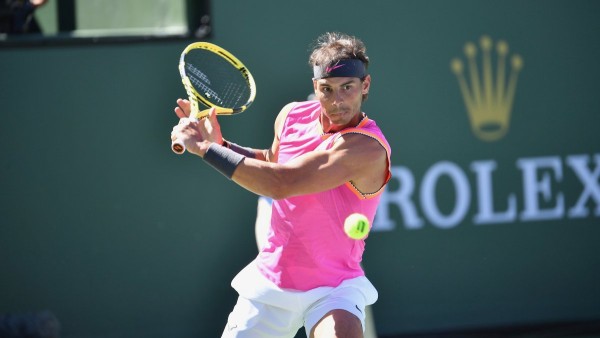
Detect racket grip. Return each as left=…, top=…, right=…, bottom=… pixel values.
left=171, top=116, right=199, bottom=155
left=172, top=140, right=186, bottom=154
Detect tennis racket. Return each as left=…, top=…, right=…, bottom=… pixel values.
left=171, top=42, right=256, bottom=154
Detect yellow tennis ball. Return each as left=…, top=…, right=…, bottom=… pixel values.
left=344, top=213, right=370, bottom=240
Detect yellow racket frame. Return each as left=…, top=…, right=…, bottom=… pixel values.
left=179, top=42, right=257, bottom=119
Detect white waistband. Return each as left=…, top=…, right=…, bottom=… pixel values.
left=231, top=260, right=378, bottom=311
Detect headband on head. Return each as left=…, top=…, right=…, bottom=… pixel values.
left=313, top=59, right=367, bottom=80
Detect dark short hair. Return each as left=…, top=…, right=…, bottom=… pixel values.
left=309, top=32, right=369, bottom=72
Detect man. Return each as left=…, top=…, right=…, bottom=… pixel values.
left=171, top=32, right=391, bottom=338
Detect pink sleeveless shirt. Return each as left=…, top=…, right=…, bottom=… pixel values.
left=256, top=101, right=392, bottom=291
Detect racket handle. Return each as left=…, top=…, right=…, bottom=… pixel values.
left=171, top=116, right=199, bottom=155
left=172, top=140, right=186, bottom=154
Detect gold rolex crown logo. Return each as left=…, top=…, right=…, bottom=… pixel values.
left=451, top=36, right=523, bottom=141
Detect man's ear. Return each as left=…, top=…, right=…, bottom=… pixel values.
left=362, top=75, right=371, bottom=94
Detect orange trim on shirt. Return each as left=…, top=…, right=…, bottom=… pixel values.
left=337, top=127, right=392, bottom=200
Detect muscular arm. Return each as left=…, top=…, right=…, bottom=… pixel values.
left=172, top=99, right=289, bottom=162
left=172, top=100, right=388, bottom=199
left=232, top=133, right=388, bottom=199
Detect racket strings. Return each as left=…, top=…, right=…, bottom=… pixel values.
left=222, top=82, right=250, bottom=108
left=187, top=64, right=224, bottom=105
left=184, top=50, right=252, bottom=110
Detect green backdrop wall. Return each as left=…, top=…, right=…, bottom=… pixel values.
left=1, top=1, right=599, bottom=337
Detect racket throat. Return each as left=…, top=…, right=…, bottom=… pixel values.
left=189, top=98, right=201, bottom=120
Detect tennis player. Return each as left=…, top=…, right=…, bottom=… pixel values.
left=171, top=32, right=391, bottom=338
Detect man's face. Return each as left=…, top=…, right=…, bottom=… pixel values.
left=313, top=75, right=371, bottom=132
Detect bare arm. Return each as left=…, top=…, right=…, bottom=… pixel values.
left=171, top=101, right=388, bottom=199
left=172, top=99, right=291, bottom=162
left=232, top=133, right=388, bottom=199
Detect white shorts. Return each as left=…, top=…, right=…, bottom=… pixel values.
left=221, top=260, right=378, bottom=338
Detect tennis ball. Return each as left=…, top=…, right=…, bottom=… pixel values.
left=344, top=213, right=370, bottom=240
